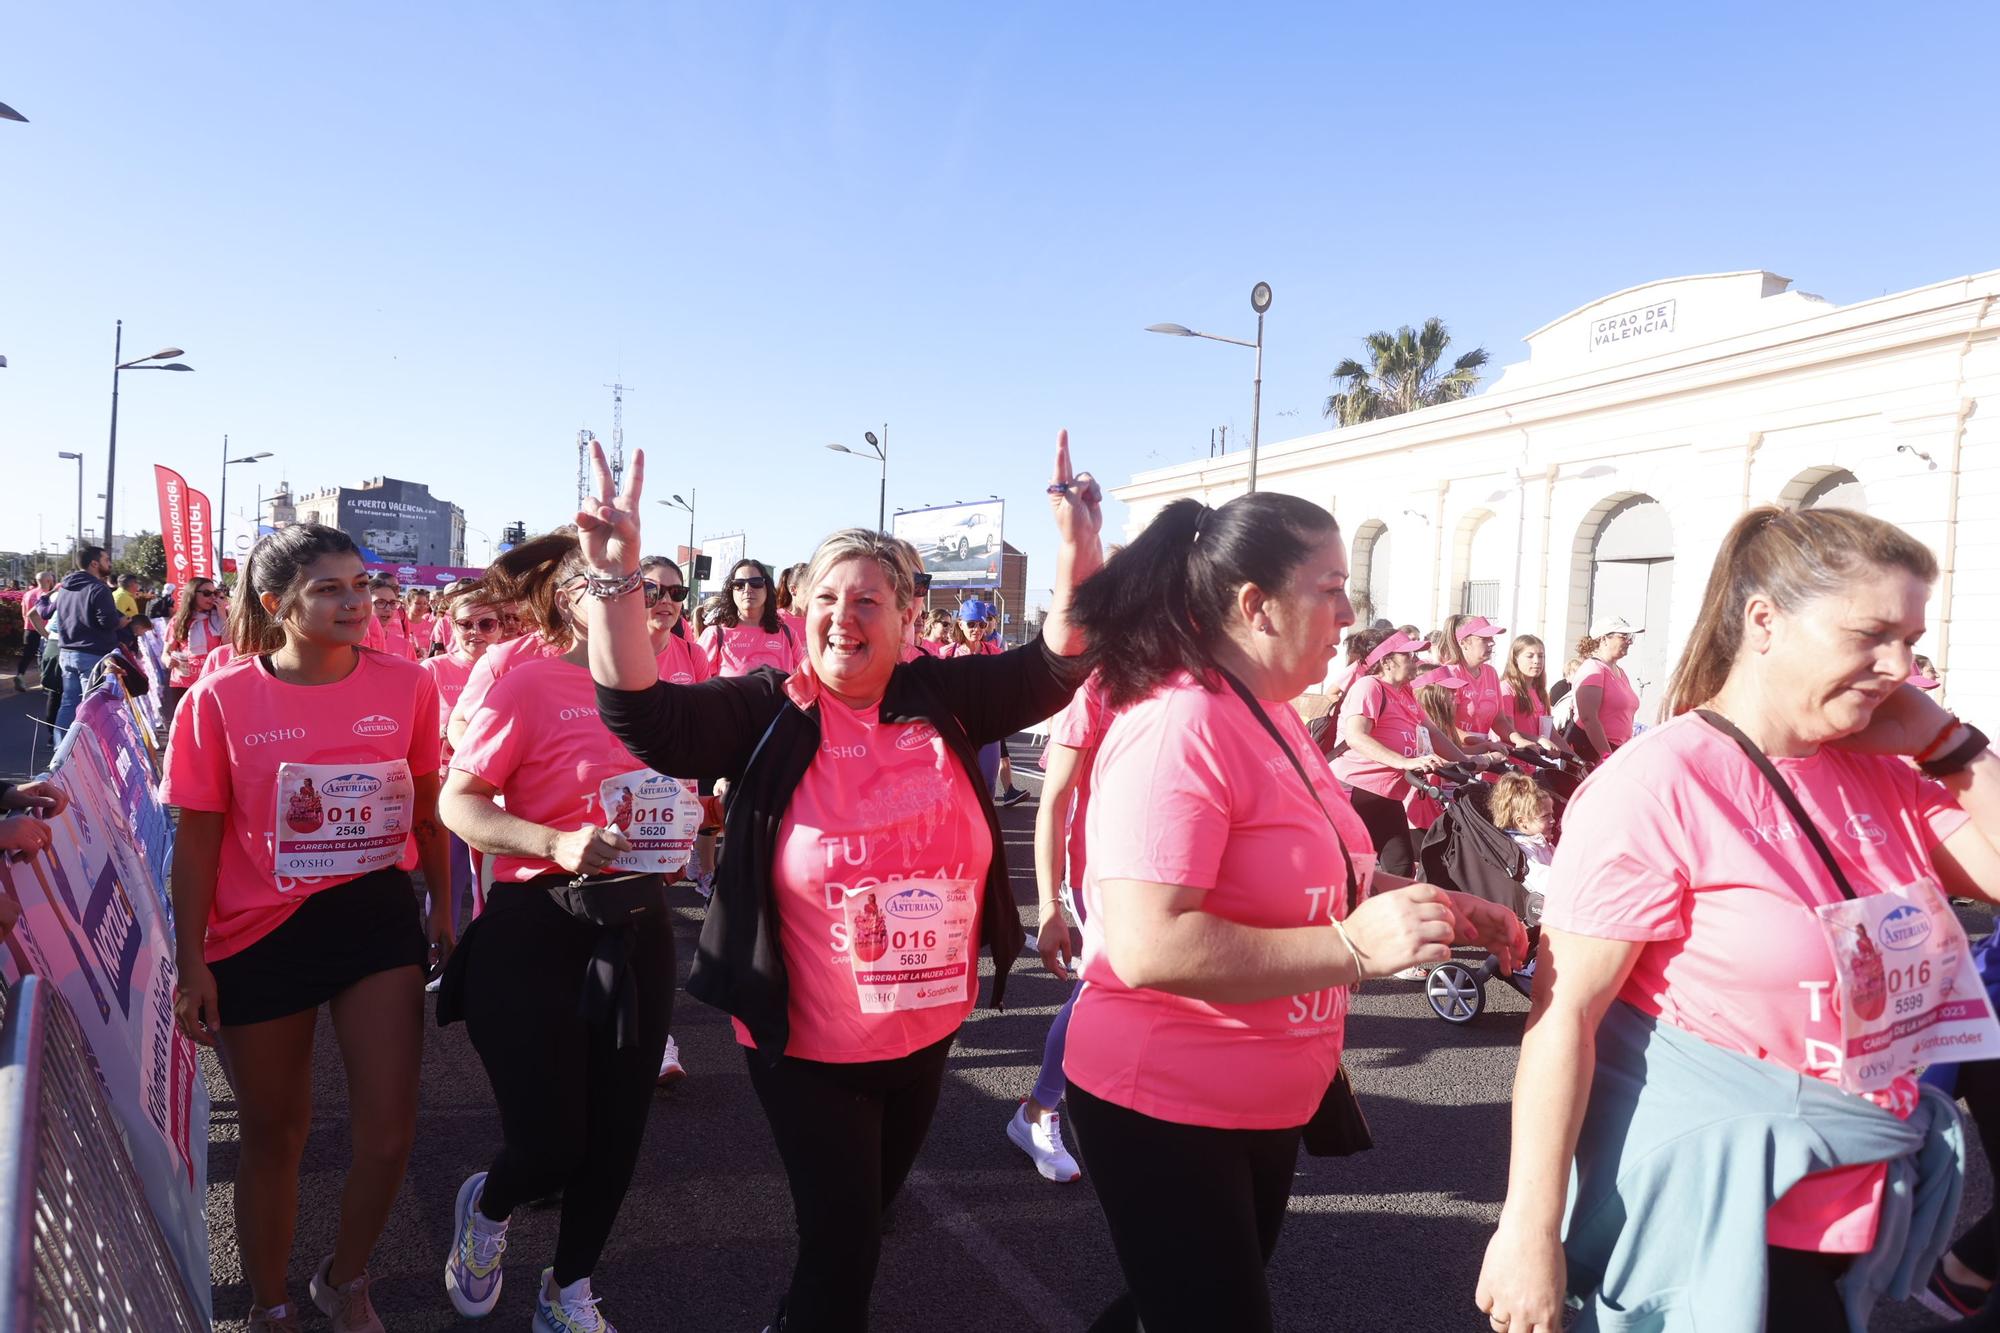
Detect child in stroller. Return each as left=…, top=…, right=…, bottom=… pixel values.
left=1406, top=750, right=1584, bottom=1022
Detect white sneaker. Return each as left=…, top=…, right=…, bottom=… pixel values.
left=444, top=1171, right=507, bottom=1317
left=693, top=872, right=714, bottom=902
left=1006, top=1102, right=1081, bottom=1182
left=1393, top=965, right=1429, bottom=981
left=533, top=1268, right=616, bottom=1333
left=657, top=1035, right=686, bottom=1086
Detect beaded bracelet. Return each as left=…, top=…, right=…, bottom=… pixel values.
left=584, top=571, right=641, bottom=600
left=1916, top=713, right=1964, bottom=765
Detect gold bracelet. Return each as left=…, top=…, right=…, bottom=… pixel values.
left=1329, top=916, right=1365, bottom=989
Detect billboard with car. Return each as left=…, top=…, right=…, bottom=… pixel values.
left=891, top=500, right=1005, bottom=589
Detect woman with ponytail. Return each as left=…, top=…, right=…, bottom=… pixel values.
left=433, top=530, right=692, bottom=1333
left=1481, top=506, right=2000, bottom=1332
left=162, top=523, right=453, bottom=1332
left=1060, top=493, right=1524, bottom=1333
left=163, top=576, right=226, bottom=735
left=1331, top=626, right=1449, bottom=878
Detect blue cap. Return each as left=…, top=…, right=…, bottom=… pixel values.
left=960, top=598, right=996, bottom=622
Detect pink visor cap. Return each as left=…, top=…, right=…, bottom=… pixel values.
left=1912, top=673, right=1941, bottom=691
left=1412, top=667, right=1468, bottom=691
left=1362, top=629, right=1428, bottom=670
left=1455, top=616, right=1506, bottom=640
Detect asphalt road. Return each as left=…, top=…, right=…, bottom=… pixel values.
left=0, top=670, right=1968, bottom=1333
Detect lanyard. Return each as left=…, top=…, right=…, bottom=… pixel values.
left=1695, top=709, right=1858, bottom=902
left=1217, top=668, right=1359, bottom=914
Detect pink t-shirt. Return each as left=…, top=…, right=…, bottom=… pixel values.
left=377, top=613, right=419, bottom=662
left=362, top=614, right=386, bottom=653
left=1046, top=675, right=1113, bottom=888
left=699, top=622, right=800, bottom=678
left=1449, top=662, right=1503, bottom=738
left=1330, top=675, right=1427, bottom=800
left=952, top=638, right=1002, bottom=658
left=1574, top=658, right=1641, bottom=747
left=407, top=614, right=438, bottom=655
left=1542, top=713, right=1969, bottom=1252
left=1496, top=683, right=1549, bottom=740
left=751, top=670, right=995, bottom=1062
left=449, top=653, right=660, bottom=883
left=778, top=609, right=805, bottom=643
left=198, top=643, right=237, bottom=679
left=1066, top=672, right=1377, bottom=1130
left=654, top=629, right=713, bottom=687
left=451, top=633, right=564, bottom=729
left=420, top=649, right=478, bottom=769
left=160, top=649, right=442, bottom=961
left=169, top=611, right=228, bottom=687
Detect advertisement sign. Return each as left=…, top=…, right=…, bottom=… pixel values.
left=4, top=686, right=212, bottom=1319
left=700, top=533, right=748, bottom=581
left=891, top=500, right=1006, bottom=589
left=186, top=487, right=216, bottom=582
left=357, top=562, right=487, bottom=587
left=153, top=466, right=194, bottom=586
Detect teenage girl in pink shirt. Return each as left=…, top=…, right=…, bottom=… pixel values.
left=420, top=578, right=506, bottom=931
left=1063, top=494, right=1526, bottom=1333
left=1479, top=507, right=2000, bottom=1332
left=403, top=585, right=439, bottom=659
left=577, top=435, right=1101, bottom=1333
left=1432, top=613, right=1511, bottom=759
left=1495, top=634, right=1563, bottom=753
left=163, top=575, right=225, bottom=735
left=163, top=524, right=454, bottom=1333
left=368, top=575, right=419, bottom=661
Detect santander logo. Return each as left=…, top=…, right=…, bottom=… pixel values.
left=351, top=714, right=400, bottom=738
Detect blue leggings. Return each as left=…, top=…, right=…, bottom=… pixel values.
left=1032, top=981, right=1081, bottom=1108
left=977, top=741, right=1001, bottom=795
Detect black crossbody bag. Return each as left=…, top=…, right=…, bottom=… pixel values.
left=1217, top=669, right=1373, bottom=1158
left=1696, top=710, right=1859, bottom=900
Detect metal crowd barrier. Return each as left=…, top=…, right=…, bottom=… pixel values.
left=0, top=975, right=204, bottom=1333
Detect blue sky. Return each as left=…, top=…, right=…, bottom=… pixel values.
left=5, top=2, right=1996, bottom=606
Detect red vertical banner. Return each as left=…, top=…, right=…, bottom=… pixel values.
left=153, top=466, right=193, bottom=588
left=186, top=488, right=215, bottom=581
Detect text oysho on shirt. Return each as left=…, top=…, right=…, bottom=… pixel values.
left=754, top=691, right=994, bottom=1062
left=1067, top=671, right=1377, bottom=1131
left=450, top=653, right=676, bottom=883
left=699, top=622, right=800, bottom=678
left=1330, top=675, right=1428, bottom=800
left=159, top=649, right=442, bottom=961
left=1542, top=713, right=1970, bottom=1252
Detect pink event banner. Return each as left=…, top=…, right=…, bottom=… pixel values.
left=185, top=487, right=215, bottom=581
left=152, top=465, right=193, bottom=586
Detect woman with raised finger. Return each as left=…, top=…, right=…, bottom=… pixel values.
left=1062, top=495, right=1525, bottom=1333
left=1478, top=507, right=2000, bottom=1333
left=577, top=434, right=1101, bottom=1333
left=435, top=532, right=694, bottom=1333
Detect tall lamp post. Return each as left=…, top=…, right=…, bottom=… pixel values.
left=660, top=491, right=697, bottom=599
left=1147, top=282, right=1272, bottom=491
left=103, top=319, right=194, bottom=547
left=826, top=425, right=888, bottom=531
left=218, top=436, right=273, bottom=578
left=57, top=451, right=84, bottom=553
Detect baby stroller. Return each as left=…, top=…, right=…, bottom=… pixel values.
left=1404, top=747, right=1595, bottom=1024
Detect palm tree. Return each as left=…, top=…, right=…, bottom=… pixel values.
left=1323, top=317, right=1489, bottom=426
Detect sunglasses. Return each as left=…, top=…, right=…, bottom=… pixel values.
left=644, top=580, right=690, bottom=607
left=454, top=615, right=502, bottom=634
left=730, top=577, right=770, bottom=591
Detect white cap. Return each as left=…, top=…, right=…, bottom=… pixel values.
left=1589, top=614, right=1643, bottom=638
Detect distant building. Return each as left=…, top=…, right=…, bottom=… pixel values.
left=293, top=477, right=465, bottom=566
left=922, top=544, right=1028, bottom=645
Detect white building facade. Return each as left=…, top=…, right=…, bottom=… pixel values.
left=1113, top=269, right=2000, bottom=724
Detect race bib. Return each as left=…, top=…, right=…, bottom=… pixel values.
left=596, top=769, right=703, bottom=875
left=842, top=879, right=979, bottom=1015
left=1537, top=715, right=1554, bottom=743
left=273, top=761, right=413, bottom=879
left=1414, top=724, right=1434, bottom=757
left=1818, top=877, right=2000, bottom=1095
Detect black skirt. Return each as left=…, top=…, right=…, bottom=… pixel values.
left=210, top=866, right=427, bottom=1027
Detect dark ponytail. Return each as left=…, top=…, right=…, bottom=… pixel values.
left=231, top=523, right=362, bottom=655
left=1073, top=494, right=1340, bottom=710
left=486, top=529, right=589, bottom=649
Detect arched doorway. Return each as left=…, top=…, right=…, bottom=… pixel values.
left=1781, top=465, right=1868, bottom=512
left=1573, top=493, right=1674, bottom=718
left=1452, top=508, right=1505, bottom=619
left=1349, top=519, right=1392, bottom=626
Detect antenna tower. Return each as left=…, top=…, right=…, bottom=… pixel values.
left=603, top=381, right=631, bottom=492
left=576, top=428, right=598, bottom=513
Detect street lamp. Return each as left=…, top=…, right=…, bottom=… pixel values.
left=826, top=424, right=889, bottom=531
left=56, top=451, right=83, bottom=554
left=103, top=319, right=194, bottom=548
left=218, top=436, right=273, bottom=576
left=1147, top=281, right=1272, bottom=491
left=660, top=491, right=697, bottom=599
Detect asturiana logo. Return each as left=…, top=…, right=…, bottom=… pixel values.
left=895, top=724, right=940, bottom=752
left=322, top=773, right=384, bottom=799
left=1879, top=905, right=1933, bottom=951
left=351, top=714, right=400, bottom=738
left=637, top=775, right=680, bottom=798
left=886, top=886, right=944, bottom=920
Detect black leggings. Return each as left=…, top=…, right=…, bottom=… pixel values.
left=745, top=1032, right=954, bottom=1333
left=1765, top=1245, right=1847, bottom=1331
left=1346, top=785, right=1417, bottom=879
left=1067, top=1081, right=1301, bottom=1333
left=461, top=884, right=675, bottom=1286
left=1946, top=1057, right=2000, bottom=1311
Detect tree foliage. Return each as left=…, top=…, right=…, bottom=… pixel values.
left=1323, top=317, right=1490, bottom=427
left=116, top=530, right=168, bottom=584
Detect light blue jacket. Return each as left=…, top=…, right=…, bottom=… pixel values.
left=1563, top=1001, right=1964, bottom=1332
